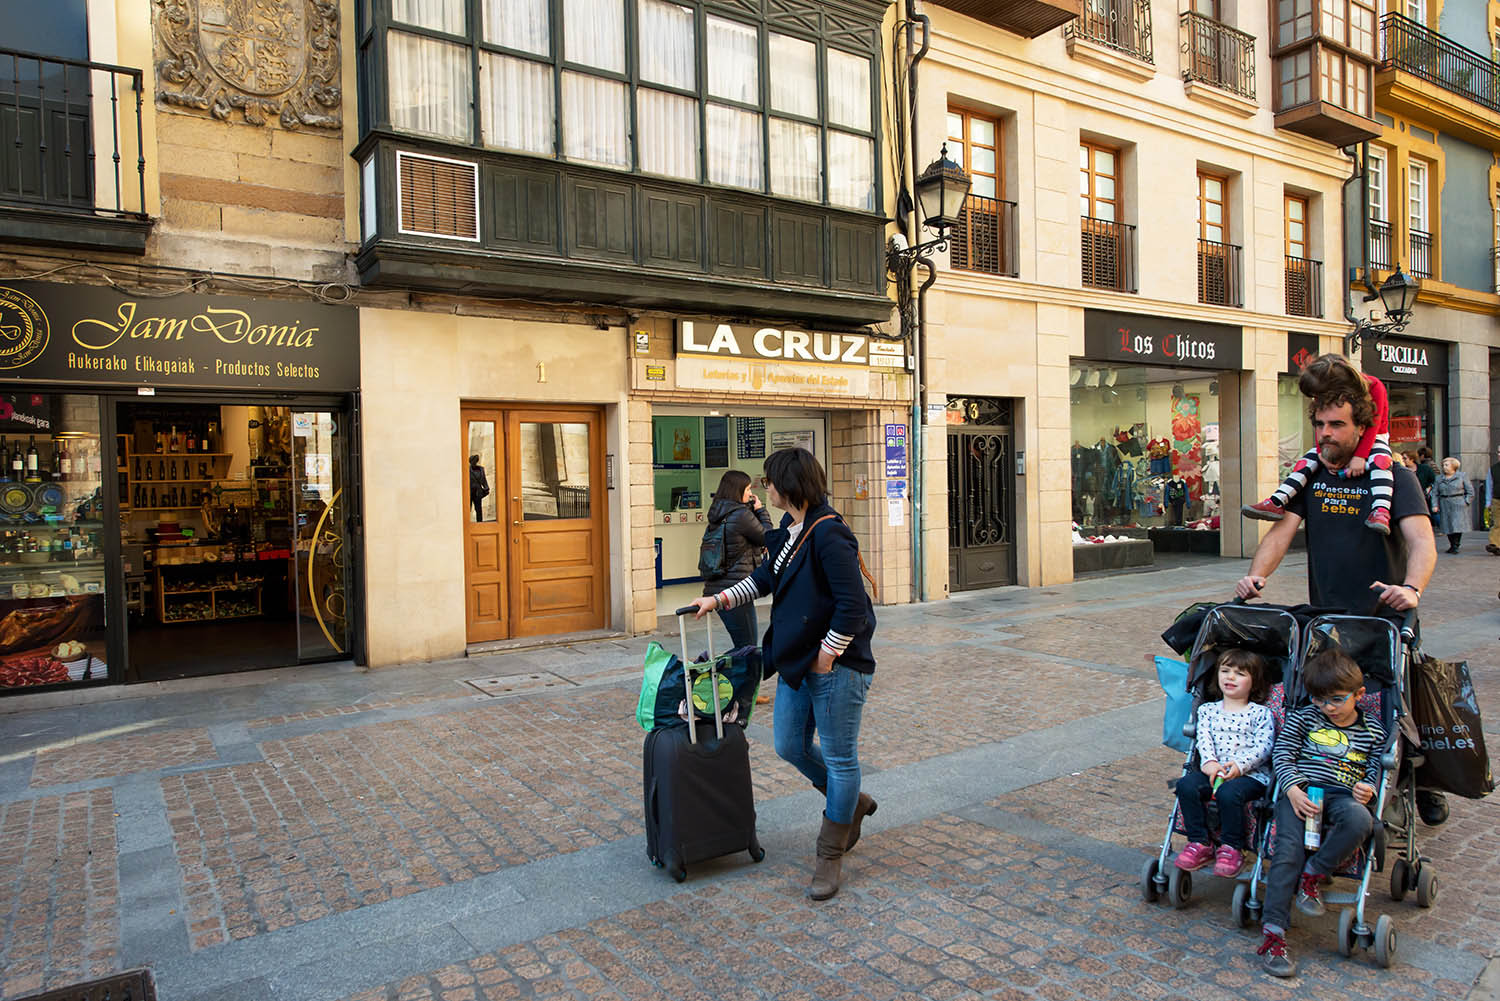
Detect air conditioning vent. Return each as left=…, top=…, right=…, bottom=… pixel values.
left=396, top=151, right=480, bottom=241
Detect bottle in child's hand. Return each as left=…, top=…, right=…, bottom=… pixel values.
left=1304, top=786, right=1323, bottom=850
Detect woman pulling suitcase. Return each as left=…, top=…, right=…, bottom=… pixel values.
left=690, top=447, right=878, bottom=900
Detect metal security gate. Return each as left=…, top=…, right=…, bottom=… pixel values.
left=946, top=397, right=1017, bottom=591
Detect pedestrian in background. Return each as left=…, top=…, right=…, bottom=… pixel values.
left=1434, top=457, right=1472, bottom=554
left=1416, top=446, right=1438, bottom=524
left=700, top=469, right=772, bottom=649
left=1486, top=445, right=1500, bottom=556
left=690, top=447, right=877, bottom=900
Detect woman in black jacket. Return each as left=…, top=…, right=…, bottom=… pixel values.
left=701, top=470, right=773, bottom=649
left=691, top=447, right=877, bottom=901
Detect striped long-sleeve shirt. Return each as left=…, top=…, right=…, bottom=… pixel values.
left=716, top=519, right=854, bottom=660
left=1272, top=704, right=1385, bottom=792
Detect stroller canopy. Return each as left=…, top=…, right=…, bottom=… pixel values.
left=1187, top=603, right=1300, bottom=694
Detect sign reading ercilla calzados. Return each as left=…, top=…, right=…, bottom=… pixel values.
left=0, top=281, right=358, bottom=391
left=675, top=320, right=905, bottom=368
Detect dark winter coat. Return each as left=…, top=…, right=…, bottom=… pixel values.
left=700, top=497, right=773, bottom=595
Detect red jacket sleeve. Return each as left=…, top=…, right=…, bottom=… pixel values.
left=1355, top=374, right=1390, bottom=458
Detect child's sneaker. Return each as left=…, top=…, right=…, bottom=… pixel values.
left=1242, top=498, right=1285, bottom=522
left=1295, top=871, right=1325, bottom=916
left=1212, top=845, right=1245, bottom=877
left=1173, top=841, right=1215, bottom=871
left=1365, top=507, right=1391, bottom=535
left=1257, top=931, right=1296, bottom=977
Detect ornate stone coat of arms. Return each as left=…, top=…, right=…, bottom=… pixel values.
left=155, top=0, right=341, bottom=129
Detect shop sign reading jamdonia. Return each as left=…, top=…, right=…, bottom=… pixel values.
left=676, top=320, right=904, bottom=369
left=0, top=281, right=358, bottom=391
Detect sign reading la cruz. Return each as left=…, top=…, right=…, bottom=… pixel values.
left=0, top=282, right=358, bottom=391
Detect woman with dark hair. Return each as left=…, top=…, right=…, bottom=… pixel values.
left=689, top=447, right=877, bottom=901
left=701, top=469, right=773, bottom=649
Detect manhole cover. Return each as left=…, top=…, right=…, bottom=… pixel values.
left=464, top=672, right=575, bottom=696
left=16, top=970, right=155, bottom=1001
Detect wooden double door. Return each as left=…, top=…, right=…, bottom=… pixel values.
left=462, top=405, right=607, bottom=643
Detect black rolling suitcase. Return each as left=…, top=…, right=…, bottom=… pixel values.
left=643, top=607, right=765, bottom=882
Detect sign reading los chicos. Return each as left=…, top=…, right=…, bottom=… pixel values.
left=1082, top=309, right=1243, bottom=371
left=0, top=281, right=358, bottom=391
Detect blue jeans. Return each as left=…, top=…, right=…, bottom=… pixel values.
left=772, top=665, right=872, bottom=824
left=715, top=600, right=759, bottom=650
left=1263, top=787, right=1374, bottom=933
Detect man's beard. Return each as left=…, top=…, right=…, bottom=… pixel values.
left=1319, top=441, right=1350, bottom=466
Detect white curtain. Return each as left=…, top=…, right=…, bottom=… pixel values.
left=828, top=131, right=873, bottom=210
left=639, top=0, right=694, bottom=89
left=826, top=49, right=870, bottom=132
left=562, top=72, right=629, bottom=167
left=707, top=104, right=761, bottom=190
left=483, top=0, right=548, bottom=55
left=392, top=0, right=465, bottom=33
left=707, top=15, right=757, bottom=103
left=768, top=33, right=816, bottom=117
left=564, top=0, right=626, bottom=73
left=769, top=118, right=819, bottom=201
left=388, top=31, right=472, bottom=142
left=482, top=53, right=554, bottom=154
left=638, top=90, right=697, bottom=179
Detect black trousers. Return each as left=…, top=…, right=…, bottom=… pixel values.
left=1447, top=532, right=1463, bottom=551
left=1175, top=769, right=1266, bottom=849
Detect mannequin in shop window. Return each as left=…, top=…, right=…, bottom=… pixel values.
left=1166, top=473, right=1188, bottom=527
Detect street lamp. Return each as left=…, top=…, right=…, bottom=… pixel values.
left=889, top=145, right=973, bottom=273
left=1345, top=265, right=1419, bottom=354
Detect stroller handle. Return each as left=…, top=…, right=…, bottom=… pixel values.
left=1399, top=608, right=1418, bottom=643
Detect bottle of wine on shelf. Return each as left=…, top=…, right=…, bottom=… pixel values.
left=186, top=427, right=197, bottom=452
left=144, top=459, right=153, bottom=481
left=158, top=459, right=166, bottom=480
left=169, top=426, right=180, bottom=453
left=154, top=430, right=164, bottom=454
left=0, top=437, right=10, bottom=483
left=169, top=460, right=177, bottom=481
left=9, top=440, right=22, bottom=482
left=54, top=438, right=66, bottom=481
left=24, top=437, right=39, bottom=483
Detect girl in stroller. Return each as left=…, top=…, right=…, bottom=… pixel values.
left=1174, top=649, right=1276, bottom=878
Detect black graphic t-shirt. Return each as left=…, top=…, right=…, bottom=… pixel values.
left=1284, top=462, right=1426, bottom=614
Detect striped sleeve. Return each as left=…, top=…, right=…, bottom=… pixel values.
left=716, top=576, right=763, bottom=610
left=820, top=629, right=853, bottom=659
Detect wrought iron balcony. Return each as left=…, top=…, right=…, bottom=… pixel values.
left=0, top=47, right=149, bottom=251
left=1065, top=0, right=1153, bottom=64
left=1284, top=256, right=1323, bottom=318
left=1197, top=238, right=1242, bottom=307
left=1380, top=12, right=1500, bottom=113
left=1492, top=245, right=1499, bottom=293
left=1368, top=219, right=1392, bottom=271
left=926, top=0, right=1081, bottom=38
left=1409, top=228, right=1432, bottom=278
left=950, top=196, right=1019, bottom=278
left=1081, top=216, right=1136, bottom=292
left=1179, top=12, right=1255, bottom=99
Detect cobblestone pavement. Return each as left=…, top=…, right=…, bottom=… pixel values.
left=0, top=534, right=1495, bottom=1001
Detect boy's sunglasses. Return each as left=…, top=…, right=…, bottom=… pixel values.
left=1310, top=693, right=1354, bottom=708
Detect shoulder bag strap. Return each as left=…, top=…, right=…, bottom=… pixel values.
left=785, top=513, right=880, bottom=601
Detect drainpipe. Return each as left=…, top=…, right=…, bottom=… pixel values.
left=1344, top=142, right=1379, bottom=337
left=906, top=0, right=931, bottom=603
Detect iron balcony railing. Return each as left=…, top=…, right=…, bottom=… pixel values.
left=1368, top=219, right=1392, bottom=270
left=950, top=195, right=1019, bottom=278
left=1492, top=245, right=1499, bottom=293
left=1081, top=216, right=1137, bottom=292
left=1409, top=228, right=1432, bottom=278
left=0, top=47, right=146, bottom=217
left=1285, top=256, right=1323, bottom=318
left=1066, top=0, right=1154, bottom=64
left=1179, top=11, right=1255, bottom=99
left=1197, top=238, right=1242, bottom=307
left=1380, top=12, right=1500, bottom=113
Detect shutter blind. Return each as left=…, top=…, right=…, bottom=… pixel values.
left=397, top=151, right=480, bottom=240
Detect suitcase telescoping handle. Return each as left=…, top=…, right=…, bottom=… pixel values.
left=674, top=606, right=724, bottom=743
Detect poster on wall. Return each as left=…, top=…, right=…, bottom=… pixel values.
left=887, top=480, right=905, bottom=526
left=770, top=429, right=814, bottom=454
left=884, top=423, right=907, bottom=478
left=1171, top=394, right=1204, bottom=500
left=653, top=417, right=700, bottom=466
left=703, top=417, right=729, bottom=468
left=736, top=417, right=765, bottom=459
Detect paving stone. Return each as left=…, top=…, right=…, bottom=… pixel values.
left=30, top=728, right=216, bottom=787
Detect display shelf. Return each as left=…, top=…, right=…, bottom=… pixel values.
left=0, top=557, right=106, bottom=572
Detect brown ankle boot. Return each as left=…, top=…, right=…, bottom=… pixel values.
left=844, top=792, right=878, bottom=853
left=809, top=815, right=852, bottom=900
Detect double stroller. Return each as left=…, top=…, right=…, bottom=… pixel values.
left=1144, top=601, right=1433, bottom=969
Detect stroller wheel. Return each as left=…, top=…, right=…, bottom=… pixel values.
left=1416, top=865, right=1437, bottom=908
left=1230, top=882, right=1251, bottom=928
left=1373, top=914, right=1397, bottom=968
left=1140, top=857, right=1161, bottom=903
left=1389, top=858, right=1410, bottom=902
left=1167, top=865, right=1192, bottom=909
left=1337, top=907, right=1357, bottom=957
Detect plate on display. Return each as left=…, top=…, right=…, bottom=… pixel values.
left=0, top=484, right=30, bottom=515
left=33, top=483, right=64, bottom=512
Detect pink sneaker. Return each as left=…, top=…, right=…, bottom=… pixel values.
left=1213, top=845, right=1245, bottom=877
left=1173, top=841, right=1215, bottom=871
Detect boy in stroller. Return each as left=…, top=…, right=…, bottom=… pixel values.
left=1258, top=648, right=1385, bottom=977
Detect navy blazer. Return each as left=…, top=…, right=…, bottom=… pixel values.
left=745, top=501, right=876, bottom=690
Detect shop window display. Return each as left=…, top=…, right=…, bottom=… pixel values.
left=1277, top=375, right=1315, bottom=483
left=1069, top=365, right=1222, bottom=536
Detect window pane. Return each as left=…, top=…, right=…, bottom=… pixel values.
left=1094, top=202, right=1115, bottom=222
left=388, top=31, right=472, bottom=142
left=640, top=0, right=694, bottom=89
left=1096, top=150, right=1115, bottom=176
left=1203, top=178, right=1221, bottom=200
left=1350, top=4, right=1374, bottom=55
left=769, top=34, right=817, bottom=117
left=565, top=0, right=625, bottom=72
left=562, top=72, right=628, bottom=167
left=520, top=423, right=591, bottom=520
left=639, top=89, right=698, bottom=180
left=971, top=174, right=996, bottom=198
left=971, top=118, right=995, bottom=146
left=946, top=111, right=963, bottom=139
left=770, top=117, right=820, bottom=201
left=827, top=49, right=870, bottom=131
left=393, top=0, right=465, bottom=33
left=1206, top=202, right=1222, bottom=225
left=707, top=16, right=758, bottom=103
left=481, top=53, right=554, bottom=154
left=828, top=131, right=873, bottom=210
left=483, top=0, right=548, bottom=55
left=707, top=104, right=762, bottom=190
left=971, top=145, right=996, bottom=176
left=1096, top=176, right=1115, bottom=201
